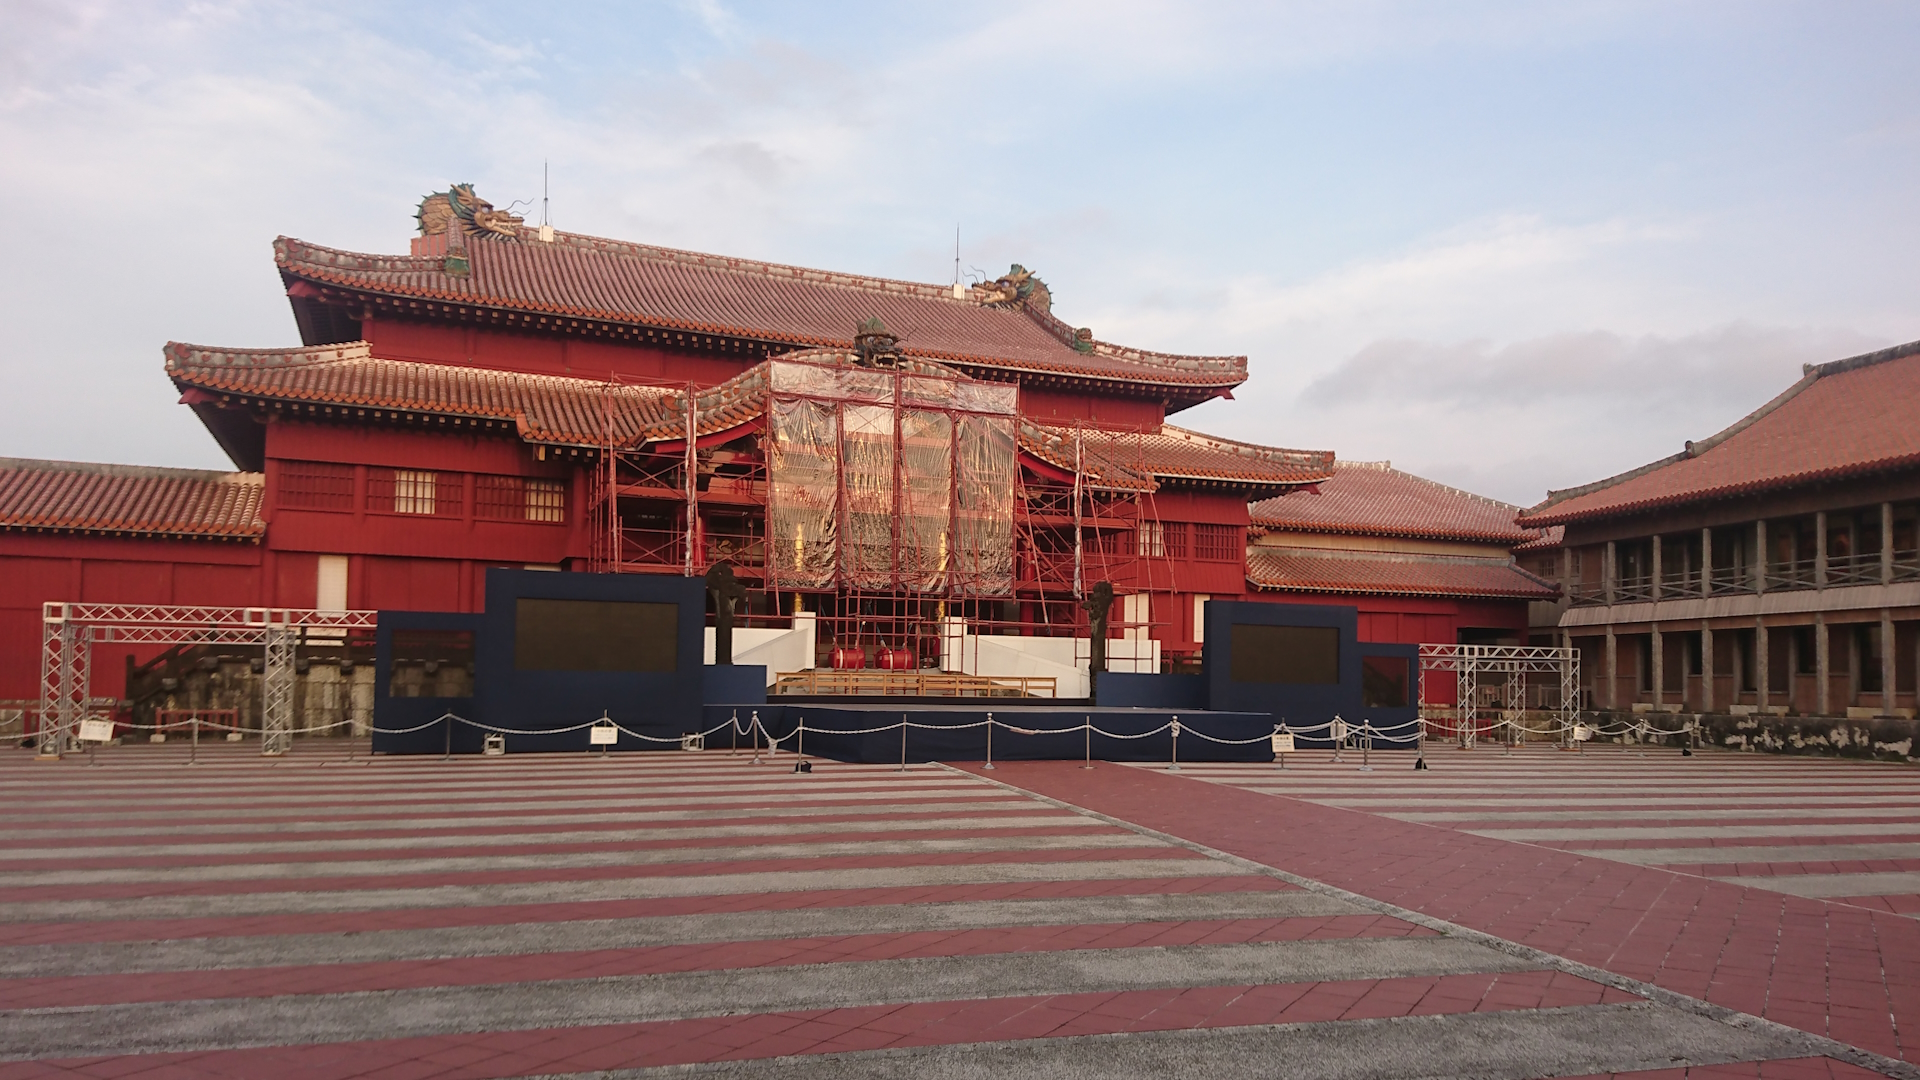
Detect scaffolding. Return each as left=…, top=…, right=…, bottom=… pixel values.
left=37, top=603, right=376, bottom=757
left=1418, top=643, right=1580, bottom=747
left=585, top=352, right=1168, bottom=681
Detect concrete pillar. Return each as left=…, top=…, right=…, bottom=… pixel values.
left=1650, top=624, right=1664, bottom=708
left=1604, top=541, right=1617, bottom=606
left=1604, top=628, right=1617, bottom=710
left=1815, top=612, right=1830, bottom=715
left=1755, top=619, right=1769, bottom=711
left=1700, top=622, right=1715, bottom=713
left=1651, top=535, right=1663, bottom=601
left=1883, top=503, right=1896, bottom=585
left=1701, top=527, right=1713, bottom=597
left=1816, top=511, right=1828, bottom=588
left=1883, top=608, right=1897, bottom=713
left=1755, top=519, right=1768, bottom=593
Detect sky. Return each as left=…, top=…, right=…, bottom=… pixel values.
left=2, top=0, right=1917, bottom=507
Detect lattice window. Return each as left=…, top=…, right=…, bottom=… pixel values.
left=475, top=476, right=566, bottom=523
left=1135, top=521, right=1165, bottom=558
left=1193, top=523, right=1241, bottom=562
left=369, top=469, right=462, bottom=516
left=526, top=479, right=565, bottom=522
left=1162, top=522, right=1188, bottom=559
left=278, top=461, right=354, bottom=511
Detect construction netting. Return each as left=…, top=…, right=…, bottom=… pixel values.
left=764, top=359, right=1017, bottom=595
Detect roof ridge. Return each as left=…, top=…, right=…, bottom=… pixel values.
left=1345, top=460, right=1522, bottom=514
left=1158, top=423, right=1335, bottom=467
left=167, top=340, right=679, bottom=398
left=1807, top=337, right=1920, bottom=378
left=0, top=457, right=260, bottom=484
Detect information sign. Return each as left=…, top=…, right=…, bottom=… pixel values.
left=77, top=719, right=114, bottom=743
left=1270, top=732, right=1295, bottom=754
left=589, top=721, right=619, bottom=745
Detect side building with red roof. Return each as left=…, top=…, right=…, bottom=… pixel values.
left=1245, top=460, right=1557, bottom=650
left=1516, top=341, right=1920, bottom=719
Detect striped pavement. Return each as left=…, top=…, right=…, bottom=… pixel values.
left=0, top=743, right=1890, bottom=1078
left=1150, top=746, right=1920, bottom=918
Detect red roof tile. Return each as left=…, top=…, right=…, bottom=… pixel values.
left=1251, top=460, right=1534, bottom=544
left=1246, top=548, right=1559, bottom=600
left=275, top=233, right=1248, bottom=393
left=1513, top=525, right=1564, bottom=552
left=169, top=342, right=1328, bottom=491
left=166, top=342, right=677, bottom=447
left=1521, top=341, right=1920, bottom=526
left=0, top=458, right=263, bottom=540
left=1022, top=423, right=1333, bottom=494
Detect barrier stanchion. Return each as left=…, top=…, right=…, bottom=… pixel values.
left=443, top=712, right=452, bottom=761
left=982, top=712, right=995, bottom=770
left=730, top=710, right=739, bottom=756
left=1359, top=720, right=1372, bottom=772
left=191, top=714, right=199, bottom=766
left=1082, top=717, right=1094, bottom=770
left=1167, top=717, right=1181, bottom=772
left=794, top=719, right=807, bottom=772
left=1415, top=718, right=1428, bottom=770
left=750, top=710, right=764, bottom=765
left=898, top=713, right=908, bottom=773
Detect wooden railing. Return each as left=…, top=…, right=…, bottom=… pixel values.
left=773, top=670, right=1058, bottom=698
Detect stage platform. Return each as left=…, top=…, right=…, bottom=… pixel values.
left=701, top=703, right=1277, bottom=764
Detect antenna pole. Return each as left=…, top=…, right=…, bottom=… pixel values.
left=954, top=226, right=960, bottom=285
left=542, top=161, right=550, bottom=227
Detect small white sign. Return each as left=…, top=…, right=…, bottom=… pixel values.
left=589, top=722, right=619, bottom=746
left=1572, top=723, right=1592, bottom=743
left=680, top=733, right=705, bottom=752
left=77, top=719, right=114, bottom=743
left=1271, top=732, right=1295, bottom=754
left=1329, top=718, right=1349, bottom=743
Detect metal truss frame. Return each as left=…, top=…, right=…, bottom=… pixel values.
left=37, top=603, right=376, bottom=758
left=1418, top=644, right=1580, bottom=748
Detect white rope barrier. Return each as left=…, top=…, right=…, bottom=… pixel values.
left=66, top=705, right=1699, bottom=759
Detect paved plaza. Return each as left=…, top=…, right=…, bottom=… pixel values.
left=0, top=744, right=1913, bottom=1078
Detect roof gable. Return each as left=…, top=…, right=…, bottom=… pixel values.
left=275, top=230, right=1248, bottom=396
left=1251, top=460, right=1533, bottom=544
left=1521, top=340, right=1920, bottom=526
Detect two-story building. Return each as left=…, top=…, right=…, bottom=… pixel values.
left=1517, top=341, right=1920, bottom=719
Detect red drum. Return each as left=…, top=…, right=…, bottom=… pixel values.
left=830, top=646, right=867, bottom=670
left=876, top=646, right=916, bottom=670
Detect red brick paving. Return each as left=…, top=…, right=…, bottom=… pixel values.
left=0, top=969, right=1631, bottom=1080
left=992, top=760, right=1920, bottom=1063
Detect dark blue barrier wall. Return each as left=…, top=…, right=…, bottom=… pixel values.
left=373, top=610, right=485, bottom=755
left=374, top=569, right=706, bottom=754
left=703, top=665, right=768, bottom=708
left=1356, top=642, right=1421, bottom=749
left=1203, top=600, right=1358, bottom=737
left=1096, top=672, right=1207, bottom=710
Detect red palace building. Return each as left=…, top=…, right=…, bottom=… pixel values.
left=0, top=185, right=1556, bottom=732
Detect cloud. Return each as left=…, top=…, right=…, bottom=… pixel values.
left=1300, top=323, right=1882, bottom=411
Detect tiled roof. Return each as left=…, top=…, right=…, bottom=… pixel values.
left=275, top=233, right=1248, bottom=393
left=1251, top=460, right=1534, bottom=544
left=1021, top=423, right=1334, bottom=494
left=166, top=341, right=677, bottom=447
left=1513, top=525, right=1564, bottom=552
left=169, top=342, right=1328, bottom=490
left=0, top=458, right=264, bottom=540
left=1246, top=548, right=1560, bottom=600
left=1521, top=341, right=1920, bottom=526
